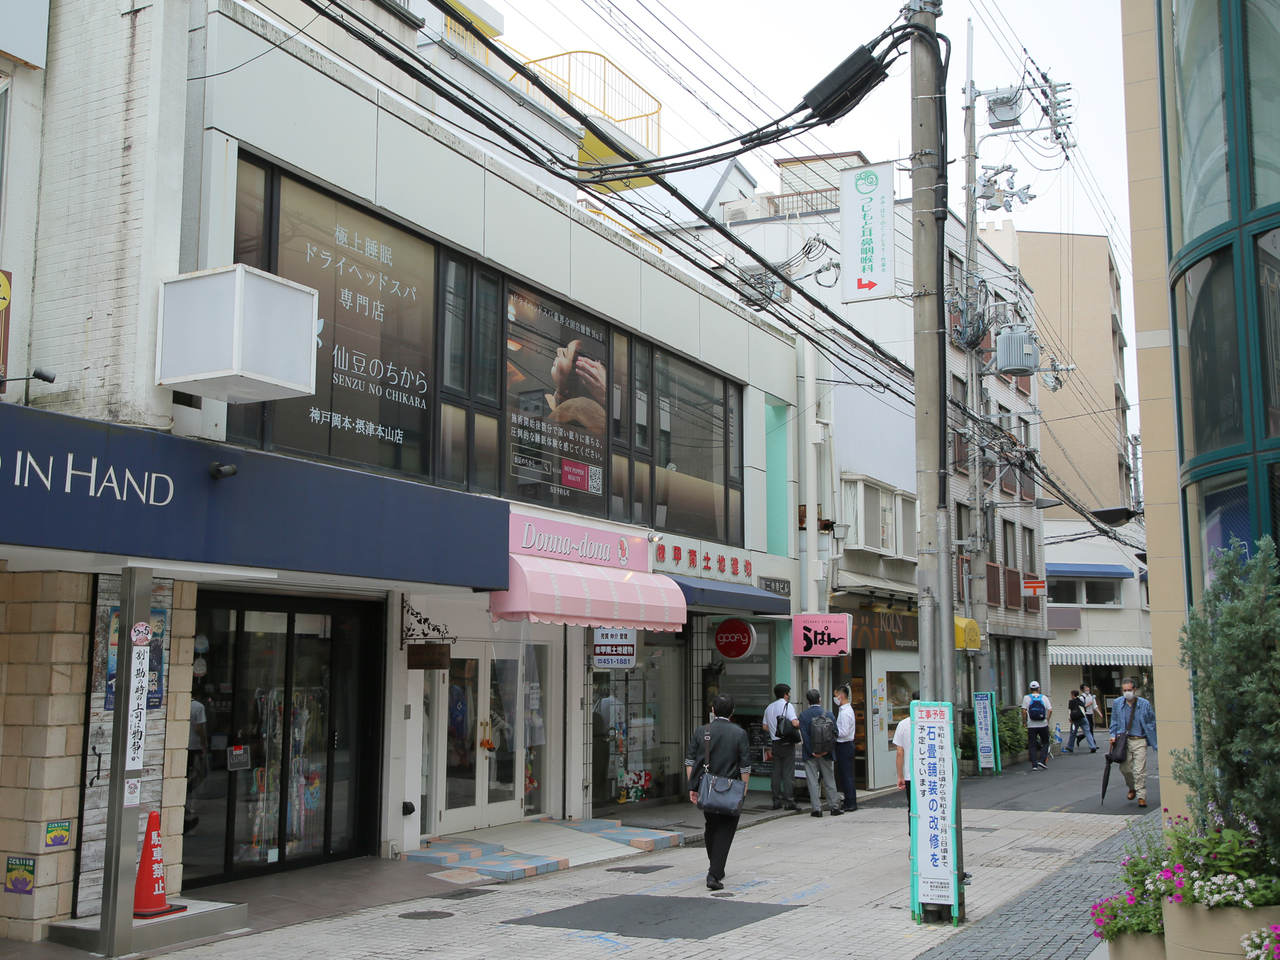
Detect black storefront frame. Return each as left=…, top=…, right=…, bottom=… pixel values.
left=184, top=590, right=386, bottom=888
left=228, top=152, right=745, bottom=547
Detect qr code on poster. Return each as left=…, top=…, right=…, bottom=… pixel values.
left=588, top=465, right=603, bottom=495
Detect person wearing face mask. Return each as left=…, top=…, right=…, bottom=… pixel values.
left=833, top=685, right=858, bottom=812
left=1109, top=678, right=1158, bottom=807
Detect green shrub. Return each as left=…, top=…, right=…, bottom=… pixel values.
left=1174, top=537, right=1280, bottom=865
left=958, top=724, right=976, bottom=757
left=997, top=707, right=1027, bottom=754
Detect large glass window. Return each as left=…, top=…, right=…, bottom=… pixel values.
left=1188, top=470, right=1250, bottom=597
left=1172, top=0, right=1230, bottom=240
left=655, top=351, right=726, bottom=540
left=1257, top=229, right=1280, bottom=435
left=505, top=284, right=608, bottom=514
left=1247, top=0, right=1280, bottom=208
left=1178, top=250, right=1243, bottom=458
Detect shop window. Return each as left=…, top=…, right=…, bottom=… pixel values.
left=1172, top=0, right=1230, bottom=240
left=885, top=670, right=919, bottom=746
left=654, top=351, right=726, bottom=540
left=1084, top=580, right=1122, bottom=606
left=611, top=332, right=629, bottom=444
left=1248, top=0, right=1280, bottom=208
left=506, top=284, right=608, bottom=515
left=1177, top=250, right=1242, bottom=459
left=231, top=167, right=437, bottom=477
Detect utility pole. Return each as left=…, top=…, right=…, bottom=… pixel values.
left=912, top=0, right=965, bottom=923
left=962, top=19, right=995, bottom=697
left=911, top=0, right=945, bottom=707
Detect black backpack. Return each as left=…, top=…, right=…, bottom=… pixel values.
left=808, top=714, right=836, bottom=755
left=1028, top=694, right=1047, bottom=722
left=1069, top=699, right=1084, bottom=723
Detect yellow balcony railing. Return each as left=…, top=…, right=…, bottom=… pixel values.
left=510, top=51, right=661, bottom=156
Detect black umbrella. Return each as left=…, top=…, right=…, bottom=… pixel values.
left=1101, top=752, right=1114, bottom=803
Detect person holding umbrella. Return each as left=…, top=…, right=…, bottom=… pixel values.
left=1107, top=678, right=1157, bottom=807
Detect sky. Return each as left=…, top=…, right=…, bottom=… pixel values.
left=480, top=0, right=1138, bottom=427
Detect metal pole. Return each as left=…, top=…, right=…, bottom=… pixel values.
left=912, top=0, right=943, bottom=705
left=99, top=567, right=152, bottom=957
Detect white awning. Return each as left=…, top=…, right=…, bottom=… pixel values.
left=1048, top=645, right=1153, bottom=667
left=835, top=570, right=919, bottom=598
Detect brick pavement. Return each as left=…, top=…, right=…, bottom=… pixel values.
left=140, top=804, right=1141, bottom=960
left=913, top=811, right=1161, bottom=960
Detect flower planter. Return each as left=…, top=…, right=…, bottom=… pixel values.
left=1109, top=932, right=1167, bottom=960
left=1162, top=901, right=1280, bottom=959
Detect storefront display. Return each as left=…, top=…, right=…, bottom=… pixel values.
left=591, top=632, right=686, bottom=806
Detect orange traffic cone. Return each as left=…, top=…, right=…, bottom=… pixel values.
left=133, top=810, right=187, bottom=918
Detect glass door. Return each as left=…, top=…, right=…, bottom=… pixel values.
left=435, top=641, right=532, bottom=834
left=185, top=595, right=383, bottom=886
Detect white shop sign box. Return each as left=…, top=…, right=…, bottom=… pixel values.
left=156, top=263, right=318, bottom=403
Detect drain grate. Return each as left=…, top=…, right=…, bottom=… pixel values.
left=399, top=910, right=455, bottom=920
left=433, top=888, right=495, bottom=900
left=606, top=864, right=672, bottom=874
left=710, top=892, right=734, bottom=898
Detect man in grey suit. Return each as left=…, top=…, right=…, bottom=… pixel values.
left=685, top=694, right=751, bottom=890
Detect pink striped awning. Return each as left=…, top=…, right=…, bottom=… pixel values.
left=489, top=554, right=687, bottom=632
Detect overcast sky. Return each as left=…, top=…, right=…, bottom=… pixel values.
left=484, top=0, right=1138, bottom=427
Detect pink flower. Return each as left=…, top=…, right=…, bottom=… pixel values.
left=1126, top=893, right=1137, bottom=906
left=1174, top=864, right=1185, bottom=874
left=1172, top=893, right=1184, bottom=904
left=1174, top=878, right=1185, bottom=889
left=1161, top=869, right=1174, bottom=880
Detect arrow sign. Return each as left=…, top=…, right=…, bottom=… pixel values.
left=857, top=278, right=877, bottom=290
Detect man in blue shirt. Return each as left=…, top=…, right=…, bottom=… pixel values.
left=1109, top=678, right=1157, bottom=807
left=798, top=688, right=841, bottom=818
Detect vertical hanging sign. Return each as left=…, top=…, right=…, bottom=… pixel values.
left=840, top=161, right=895, bottom=302
left=124, top=622, right=151, bottom=806
left=972, top=691, right=1000, bottom=771
left=909, top=700, right=959, bottom=916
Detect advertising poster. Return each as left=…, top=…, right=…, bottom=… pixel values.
left=506, top=284, right=607, bottom=514
left=269, top=177, right=437, bottom=476
left=5, top=857, right=34, bottom=894
left=909, top=700, right=959, bottom=914
left=44, top=820, right=71, bottom=848
left=105, top=607, right=167, bottom=711
left=972, top=691, right=1000, bottom=771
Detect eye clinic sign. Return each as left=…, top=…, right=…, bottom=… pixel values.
left=509, top=513, right=649, bottom=572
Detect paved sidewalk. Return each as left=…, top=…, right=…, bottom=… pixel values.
left=136, top=803, right=1139, bottom=960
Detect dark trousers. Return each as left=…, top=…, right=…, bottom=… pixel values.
left=1028, top=725, right=1050, bottom=766
left=770, top=740, right=796, bottom=804
left=703, top=811, right=740, bottom=882
left=833, top=740, right=857, bottom=809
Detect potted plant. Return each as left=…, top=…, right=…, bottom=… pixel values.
left=1163, top=539, right=1280, bottom=959
left=1091, top=824, right=1166, bottom=959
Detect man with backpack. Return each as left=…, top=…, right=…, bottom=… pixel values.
left=762, top=683, right=800, bottom=810
left=1021, top=680, right=1053, bottom=770
left=798, top=688, right=841, bottom=817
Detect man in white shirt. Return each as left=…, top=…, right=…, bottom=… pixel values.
left=762, top=683, right=800, bottom=810
left=1080, top=683, right=1104, bottom=738
left=1021, top=680, right=1053, bottom=770
left=833, top=685, right=858, bottom=812
left=892, top=691, right=918, bottom=834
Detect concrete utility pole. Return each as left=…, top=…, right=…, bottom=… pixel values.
left=911, top=0, right=945, bottom=706
left=962, top=19, right=995, bottom=697
left=912, top=0, right=965, bottom=922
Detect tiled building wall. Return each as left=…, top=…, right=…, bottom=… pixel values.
left=0, top=569, right=196, bottom=941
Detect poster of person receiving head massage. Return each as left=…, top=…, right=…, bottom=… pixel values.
left=505, top=285, right=608, bottom=515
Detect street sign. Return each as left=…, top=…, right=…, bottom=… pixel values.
left=593, top=627, right=637, bottom=669
left=972, top=692, right=1001, bottom=772
left=909, top=701, right=959, bottom=916
left=1021, top=578, right=1047, bottom=597
left=840, top=161, right=896, bottom=302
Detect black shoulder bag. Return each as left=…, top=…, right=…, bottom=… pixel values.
left=696, top=726, right=747, bottom=816
left=775, top=703, right=802, bottom=744
left=1107, top=700, right=1137, bottom=764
